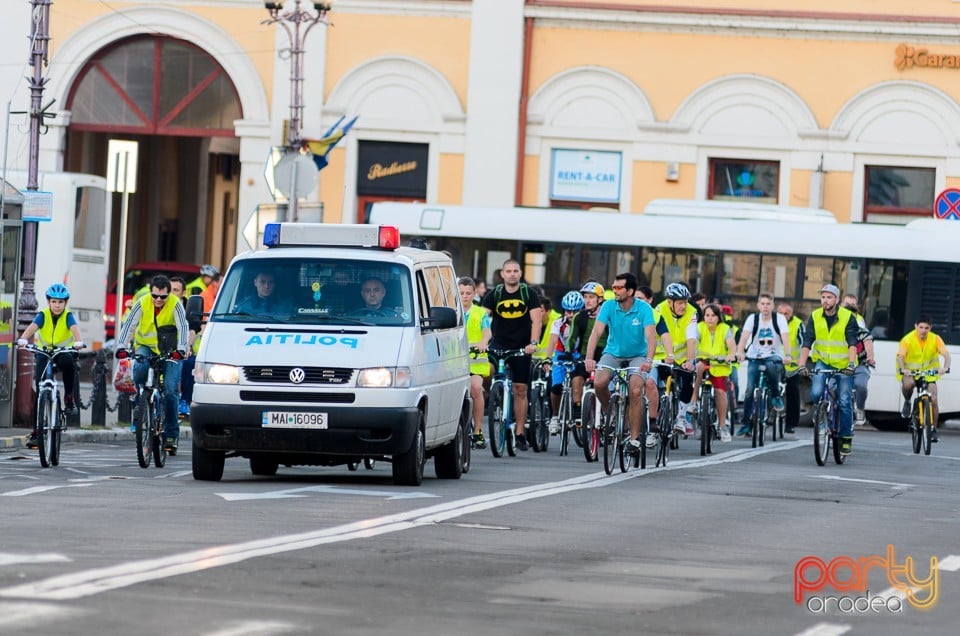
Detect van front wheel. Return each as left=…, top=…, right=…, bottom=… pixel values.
left=393, top=413, right=426, bottom=486
left=193, top=441, right=225, bottom=481
left=434, top=420, right=464, bottom=480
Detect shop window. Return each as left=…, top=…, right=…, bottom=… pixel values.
left=864, top=166, right=935, bottom=223
left=708, top=159, right=779, bottom=204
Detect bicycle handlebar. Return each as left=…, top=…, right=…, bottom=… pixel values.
left=21, top=344, right=81, bottom=359
left=487, top=347, right=528, bottom=360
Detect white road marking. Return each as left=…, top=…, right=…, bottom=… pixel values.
left=0, top=553, right=71, bottom=566
left=938, top=555, right=960, bottom=571
left=0, top=602, right=82, bottom=628
left=154, top=470, right=193, bottom=479
left=217, top=485, right=439, bottom=501
left=0, top=483, right=94, bottom=497
left=203, top=620, right=298, bottom=636
left=795, top=623, right=851, bottom=636
left=900, top=452, right=960, bottom=461
left=810, top=475, right=913, bottom=490
left=0, top=441, right=803, bottom=601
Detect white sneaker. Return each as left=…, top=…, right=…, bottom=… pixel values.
left=548, top=417, right=560, bottom=435
left=627, top=438, right=642, bottom=451
left=645, top=432, right=658, bottom=448
left=854, top=408, right=866, bottom=427
left=673, top=418, right=686, bottom=434
left=720, top=426, right=732, bottom=443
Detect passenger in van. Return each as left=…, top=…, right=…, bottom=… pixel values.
left=354, top=277, right=401, bottom=317
left=235, top=270, right=293, bottom=318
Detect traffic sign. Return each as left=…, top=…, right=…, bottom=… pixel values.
left=933, top=188, right=960, bottom=220
left=272, top=152, right=318, bottom=200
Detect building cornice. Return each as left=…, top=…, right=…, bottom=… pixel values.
left=526, top=1, right=960, bottom=40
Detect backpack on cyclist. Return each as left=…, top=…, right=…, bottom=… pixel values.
left=743, top=312, right=783, bottom=349
left=493, top=283, right=529, bottom=305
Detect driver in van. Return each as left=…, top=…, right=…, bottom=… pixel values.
left=235, top=270, right=292, bottom=318
left=355, top=277, right=401, bottom=317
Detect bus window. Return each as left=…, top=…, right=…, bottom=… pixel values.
left=759, top=255, right=797, bottom=299
left=862, top=259, right=905, bottom=341
left=642, top=249, right=717, bottom=298
left=720, top=253, right=760, bottom=298
left=580, top=245, right=626, bottom=291
left=74, top=186, right=107, bottom=251
left=802, top=257, right=834, bottom=299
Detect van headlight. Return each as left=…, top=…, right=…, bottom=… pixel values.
left=357, top=367, right=411, bottom=388
left=195, top=362, right=240, bottom=384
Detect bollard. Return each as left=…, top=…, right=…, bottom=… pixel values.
left=90, top=350, right=106, bottom=427
left=117, top=390, right=132, bottom=427
left=67, top=352, right=83, bottom=428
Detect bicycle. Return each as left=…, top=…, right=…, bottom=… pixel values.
left=653, top=362, right=686, bottom=467
left=580, top=371, right=601, bottom=463
left=123, top=349, right=182, bottom=468
left=24, top=344, right=78, bottom=468
left=810, top=368, right=852, bottom=466
left=904, top=369, right=940, bottom=456
left=528, top=357, right=552, bottom=453
left=695, top=357, right=730, bottom=457
left=487, top=348, right=528, bottom=458
left=746, top=358, right=784, bottom=449
left=598, top=365, right=646, bottom=474
left=552, top=357, right=582, bottom=457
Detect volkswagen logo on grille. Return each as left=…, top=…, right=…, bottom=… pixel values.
left=289, top=367, right=306, bottom=384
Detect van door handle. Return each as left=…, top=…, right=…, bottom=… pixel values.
left=435, top=338, right=440, bottom=356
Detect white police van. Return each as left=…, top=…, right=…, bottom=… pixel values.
left=188, top=223, right=471, bottom=485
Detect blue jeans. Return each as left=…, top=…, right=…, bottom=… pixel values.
left=810, top=361, right=854, bottom=438
left=133, top=345, right=182, bottom=444
left=740, top=358, right=783, bottom=429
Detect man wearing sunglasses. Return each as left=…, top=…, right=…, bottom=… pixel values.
left=736, top=292, right=791, bottom=438
left=116, top=274, right=190, bottom=453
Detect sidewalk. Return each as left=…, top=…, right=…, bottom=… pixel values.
left=0, top=381, right=192, bottom=451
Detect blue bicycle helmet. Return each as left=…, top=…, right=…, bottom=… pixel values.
left=45, top=283, right=70, bottom=300
left=561, top=291, right=585, bottom=312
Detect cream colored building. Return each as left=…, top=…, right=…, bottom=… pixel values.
left=3, top=0, right=960, bottom=270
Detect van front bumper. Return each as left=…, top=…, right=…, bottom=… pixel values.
left=190, top=403, right=420, bottom=456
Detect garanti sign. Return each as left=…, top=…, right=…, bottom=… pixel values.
left=895, top=43, right=960, bottom=70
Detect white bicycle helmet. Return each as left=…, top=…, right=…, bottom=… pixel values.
left=665, top=282, right=691, bottom=300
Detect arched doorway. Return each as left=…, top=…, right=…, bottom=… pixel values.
left=64, top=35, right=243, bottom=275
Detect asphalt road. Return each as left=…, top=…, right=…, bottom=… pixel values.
left=0, top=427, right=958, bottom=636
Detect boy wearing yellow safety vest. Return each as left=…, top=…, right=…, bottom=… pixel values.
left=17, top=283, right=86, bottom=448
left=115, top=274, right=190, bottom=454
left=896, top=314, right=951, bottom=442
left=459, top=277, right=492, bottom=449
left=796, top=284, right=859, bottom=456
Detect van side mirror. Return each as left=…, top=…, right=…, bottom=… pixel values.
left=423, top=306, right=457, bottom=330
left=186, top=295, right=205, bottom=325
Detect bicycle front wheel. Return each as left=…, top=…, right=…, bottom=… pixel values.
left=603, top=396, right=621, bottom=475
left=581, top=390, right=599, bottom=463
left=910, top=401, right=921, bottom=454
left=37, top=390, right=52, bottom=468
left=50, top=407, right=64, bottom=467
left=528, top=383, right=547, bottom=453
left=921, top=396, right=933, bottom=456
left=813, top=401, right=829, bottom=466
left=559, top=391, right=571, bottom=457
left=153, top=400, right=167, bottom=468
left=487, top=382, right=506, bottom=458
left=135, top=392, right=153, bottom=468
left=751, top=389, right=764, bottom=449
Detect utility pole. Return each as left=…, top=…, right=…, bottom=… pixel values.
left=262, top=1, right=330, bottom=221
left=14, top=0, right=53, bottom=424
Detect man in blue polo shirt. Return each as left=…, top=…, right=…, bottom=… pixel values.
left=585, top=272, right=658, bottom=452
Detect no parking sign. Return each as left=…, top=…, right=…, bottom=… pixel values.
left=934, top=188, right=960, bottom=220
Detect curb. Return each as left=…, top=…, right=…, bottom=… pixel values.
left=0, top=424, right=192, bottom=452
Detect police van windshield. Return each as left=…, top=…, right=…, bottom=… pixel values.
left=211, top=258, right=414, bottom=326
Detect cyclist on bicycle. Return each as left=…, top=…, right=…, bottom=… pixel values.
left=654, top=283, right=698, bottom=436
left=776, top=302, right=805, bottom=437
left=736, top=292, right=791, bottom=438
left=796, top=284, right=859, bottom=456
left=480, top=259, right=543, bottom=452
left=896, top=314, right=951, bottom=442
left=568, top=281, right=608, bottom=419
left=459, top=276, right=492, bottom=449
left=584, top=272, right=657, bottom=452
left=691, top=303, right=736, bottom=442
left=116, top=274, right=190, bottom=453
left=545, top=291, right=587, bottom=434
left=841, top=294, right=876, bottom=427
left=17, top=283, right=85, bottom=448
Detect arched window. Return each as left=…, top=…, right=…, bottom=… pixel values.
left=67, top=36, right=242, bottom=137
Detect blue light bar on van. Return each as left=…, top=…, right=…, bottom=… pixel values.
left=262, top=223, right=401, bottom=249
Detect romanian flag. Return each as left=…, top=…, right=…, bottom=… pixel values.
left=305, top=115, right=358, bottom=171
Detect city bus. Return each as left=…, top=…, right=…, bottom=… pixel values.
left=7, top=171, right=112, bottom=349
left=368, top=199, right=960, bottom=428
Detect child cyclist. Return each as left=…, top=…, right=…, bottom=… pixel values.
left=545, top=291, right=587, bottom=434
left=16, top=283, right=86, bottom=447
left=690, top=303, right=737, bottom=442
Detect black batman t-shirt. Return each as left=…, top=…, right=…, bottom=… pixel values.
left=481, top=284, right=541, bottom=349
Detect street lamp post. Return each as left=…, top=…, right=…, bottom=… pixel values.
left=263, top=1, right=330, bottom=221
left=263, top=1, right=331, bottom=149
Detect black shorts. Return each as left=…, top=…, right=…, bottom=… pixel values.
left=488, top=349, right=532, bottom=385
